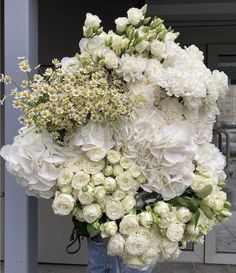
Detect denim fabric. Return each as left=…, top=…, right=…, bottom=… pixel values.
left=86, top=237, right=153, bottom=273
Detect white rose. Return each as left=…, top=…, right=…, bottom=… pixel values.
left=161, top=239, right=179, bottom=259
left=91, top=172, right=105, bottom=185
left=125, top=234, right=149, bottom=255
left=83, top=159, right=105, bottom=175
left=119, top=156, right=134, bottom=169
left=177, top=207, right=192, bottom=223
left=139, top=211, right=153, bottom=227
left=52, top=193, right=75, bottom=216
left=104, top=50, right=119, bottom=69
left=61, top=57, right=80, bottom=73
left=78, top=185, right=94, bottom=205
left=107, top=150, right=121, bottom=164
left=83, top=203, right=102, bottom=223
left=116, top=172, right=135, bottom=192
left=191, top=174, right=211, bottom=192
left=71, top=171, right=90, bottom=190
left=128, top=165, right=141, bottom=178
left=119, top=214, right=139, bottom=235
left=106, top=200, right=124, bottom=220
left=86, top=148, right=106, bottom=162
left=135, top=40, right=150, bottom=53
left=153, top=201, right=170, bottom=217
left=112, top=189, right=126, bottom=201
left=127, top=7, right=144, bottom=25
left=103, top=165, right=113, bottom=176
left=150, top=40, right=167, bottom=60
left=101, top=221, right=118, bottom=238
left=122, top=195, right=136, bottom=212
left=57, top=168, right=74, bottom=187
left=94, top=186, right=106, bottom=200
left=107, top=234, right=125, bottom=256
left=115, top=17, right=129, bottom=32
left=84, top=13, right=101, bottom=28
left=166, top=223, right=185, bottom=242
left=113, top=164, right=123, bottom=176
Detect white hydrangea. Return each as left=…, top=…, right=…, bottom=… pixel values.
left=0, top=126, right=67, bottom=198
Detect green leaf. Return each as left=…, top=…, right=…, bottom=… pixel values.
left=196, top=185, right=213, bottom=199
left=168, top=196, right=189, bottom=207
left=87, top=223, right=100, bottom=238
left=184, top=196, right=199, bottom=213
left=194, top=209, right=200, bottom=227
left=200, top=205, right=213, bottom=219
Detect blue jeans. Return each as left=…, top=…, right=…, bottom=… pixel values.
left=86, top=238, right=153, bottom=273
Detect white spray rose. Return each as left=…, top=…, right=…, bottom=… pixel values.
left=177, top=207, right=192, bottom=223
left=119, top=214, right=139, bottom=235
left=127, top=7, right=144, bottom=25
left=153, top=201, right=170, bottom=217
left=116, top=171, right=135, bottom=192
left=112, top=189, right=126, bottom=201
left=115, top=17, right=129, bottom=32
left=57, top=168, right=74, bottom=187
left=61, top=57, right=80, bottom=73
left=106, top=200, right=124, bottom=220
left=120, top=157, right=134, bottom=170
left=161, top=239, right=179, bottom=259
left=103, top=165, right=113, bottom=176
left=71, top=171, right=90, bottom=190
left=113, top=165, right=123, bottom=176
left=107, top=234, right=125, bottom=256
left=166, top=223, right=185, bottom=242
left=121, top=195, right=136, bottom=212
left=101, top=221, right=118, bottom=238
left=104, top=177, right=117, bottom=192
left=83, top=159, right=105, bottom=175
left=186, top=223, right=200, bottom=236
left=94, top=186, right=106, bottom=200
left=128, top=165, right=141, bottom=178
left=107, top=150, right=121, bottom=164
left=65, top=156, right=86, bottom=173
left=78, top=185, right=94, bottom=205
left=91, top=172, right=105, bottom=186
left=139, top=211, right=153, bottom=227
left=125, top=234, right=149, bottom=255
left=83, top=203, right=102, bottom=223
left=142, top=248, right=159, bottom=266
left=84, top=13, right=101, bottom=28
left=86, top=148, right=107, bottom=162
left=52, top=193, right=75, bottom=216
left=75, top=208, right=84, bottom=222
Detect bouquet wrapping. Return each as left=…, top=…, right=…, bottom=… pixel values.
left=0, top=5, right=232, bottom=271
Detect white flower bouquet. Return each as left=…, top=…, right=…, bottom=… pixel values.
left=0, top=4, right=232, bottom=271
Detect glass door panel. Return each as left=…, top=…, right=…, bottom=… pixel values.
left=206, top=44, right=236, bottom=263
